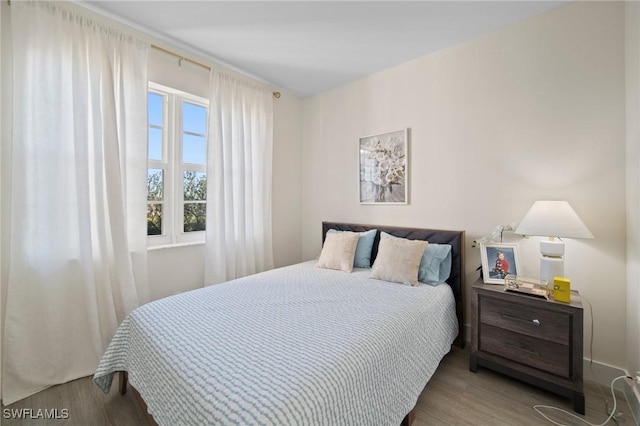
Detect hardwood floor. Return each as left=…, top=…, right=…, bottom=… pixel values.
left=416, top=347, right=636, bottom=426
left=2, top=346, right=636, bottom=425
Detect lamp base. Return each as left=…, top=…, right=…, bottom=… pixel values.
left=540, top=255, right=564, bottom=284
left=540, top=239, right=565, bottom=257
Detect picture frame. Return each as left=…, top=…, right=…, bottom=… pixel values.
left=480, top=243, right=521, bottom=284
left=359, top=128, right=408, bottom=204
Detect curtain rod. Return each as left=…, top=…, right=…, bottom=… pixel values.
left=3, top=0, right=281, bottom=98
left=152, top=45, right=281, bottom=99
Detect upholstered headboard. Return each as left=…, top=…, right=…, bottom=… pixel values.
left=322, top=221, right=465, bottom=348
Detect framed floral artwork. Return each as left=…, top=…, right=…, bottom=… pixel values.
left=359, top=129, right=408, bottom=204
left=480, top=243, right=521, bottom=284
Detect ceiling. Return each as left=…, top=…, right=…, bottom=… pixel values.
left=82, top=1, right=569, bottom=98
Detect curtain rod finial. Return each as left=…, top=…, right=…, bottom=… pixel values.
left=273, top=92, right=281, bottom=99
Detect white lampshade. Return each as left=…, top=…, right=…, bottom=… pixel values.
left=515, top=200, right=593, bottom=285
left=515, top=201, right=593, bottom=239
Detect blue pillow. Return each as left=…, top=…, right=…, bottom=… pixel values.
left=380, top=231, right=452, bottom=285
left=327, top=229, right=377, bottom=268
left=419, top=243, right=452, bottom=285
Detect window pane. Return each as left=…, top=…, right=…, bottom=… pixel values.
left=147, top=203, right=162, bottom=236
left=147, top=169, right=164, bottom=201
left=184, top=203, right=206, bottom=232
left=148, top=93, right=163, bottom=127
left=148, top=127, right=163, bottom=161
left=183, top=134, right=206, bottom=165
left=183, top=102, right=206, bottom=135
left=183, top=171, right=206, bottom=201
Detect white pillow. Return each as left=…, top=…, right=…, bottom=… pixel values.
left=317, top=231, right=360, bottom=273
left=371, top=236, right=428, bottom=286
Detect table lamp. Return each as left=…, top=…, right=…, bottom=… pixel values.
left=514, top=201, right=593, bottom=283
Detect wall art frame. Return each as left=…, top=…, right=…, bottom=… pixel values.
left=358, top=128, right=408, bottom=204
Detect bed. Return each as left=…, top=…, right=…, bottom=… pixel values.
left=93, top=222, right=465, bottom=425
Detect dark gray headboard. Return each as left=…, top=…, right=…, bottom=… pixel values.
left=322, top=221, right=465, bottom=348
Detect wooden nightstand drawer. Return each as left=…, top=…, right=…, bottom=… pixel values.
left=470, top=280, right=584, bottom=414
left=479, top=296, right=570, bottom=345
left=480, top=324, right=570, bottom=378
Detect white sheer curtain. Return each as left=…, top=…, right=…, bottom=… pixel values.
left=205, top=71, right=274, bottom=285
left=2, top=1, right=149, bottom=404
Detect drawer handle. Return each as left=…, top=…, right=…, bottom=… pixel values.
left=501, top=314, right=541, bottom=327
left=504, top=341, right=541, bottom=357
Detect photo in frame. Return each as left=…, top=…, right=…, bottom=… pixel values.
left=480, top=243, right=521, bottom=284
left=359, top=129, right=408, bottom=204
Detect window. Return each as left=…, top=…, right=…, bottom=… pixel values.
left=147, top=83, right=208, bottom=246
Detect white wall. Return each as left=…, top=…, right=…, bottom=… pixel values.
left=626, top=0, right=640, bottom=392
left=273, top=94, right=304, bottom=268
left=301, top=1, right=627, bottom=370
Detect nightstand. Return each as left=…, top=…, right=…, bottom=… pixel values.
left=470, top=279, right=585, bottom=414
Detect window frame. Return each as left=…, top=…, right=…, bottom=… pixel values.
left=147, top=82, right=209, bottom=247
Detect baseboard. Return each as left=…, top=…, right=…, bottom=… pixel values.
left=623, top=379, right=640, bottom=426
left=583, top=359, right=640, bottom=425
left=583, top=359, right=626, bottom=386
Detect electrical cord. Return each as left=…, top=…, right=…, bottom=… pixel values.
left=581, top=295, right=622, bottom=423
left=534, top=293, right=626, bottom=425
left=533, top=376, right=627, bottom=426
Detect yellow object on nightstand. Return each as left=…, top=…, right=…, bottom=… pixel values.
left=553, top=277, right=571, bottom=303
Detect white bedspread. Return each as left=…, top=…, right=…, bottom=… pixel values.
left=93, top=261, right=458, bottom=425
